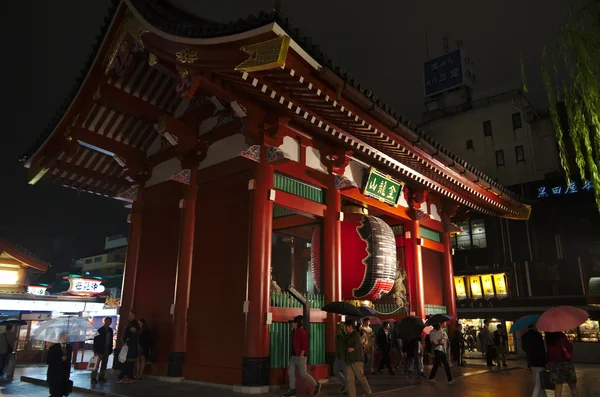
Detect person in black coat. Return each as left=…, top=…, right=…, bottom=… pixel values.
left=91, top=317, right=114, bottom=384
left=118, top=322, right=140, bottom=383
left=375, top=321, right=394, bottom=375
left=521, top=325, right=547, bottom=397
left=135, top=319, right=153, bottom=379
left=47, top=332, right=72, bottom=397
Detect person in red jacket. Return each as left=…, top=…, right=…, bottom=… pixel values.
left=283, top=316, right=322, bottom=397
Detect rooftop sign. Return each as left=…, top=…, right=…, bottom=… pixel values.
left=424, top=49, right=464, bottom=97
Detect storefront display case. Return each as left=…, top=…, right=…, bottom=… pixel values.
left=578, top=319, right=599, bottom=343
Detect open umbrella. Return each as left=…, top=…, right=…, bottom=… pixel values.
left=425, top=314, right=454, bottom=326
left=509, top=314, right=541, bottom=334
left=31, top=316, right=97, bottom=343
left=364, top=316, right=382, bottom=325
left=395, top=316, right=425, bottom=341
left=321, top=302, right=363, bottom=317
left=536, top=306, right=589, bottom=332
left=358, top=306, right=376, bottom=317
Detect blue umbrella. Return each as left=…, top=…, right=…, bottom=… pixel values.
left=509, top=314, right=541, bottom=333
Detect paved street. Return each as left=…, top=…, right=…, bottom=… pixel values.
left=13, top=362, right=600, bottom=397
left=0, top=378, right=88, bottom=397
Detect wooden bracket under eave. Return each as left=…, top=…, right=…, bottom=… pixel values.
left=235, top=35, right=291, bottom=72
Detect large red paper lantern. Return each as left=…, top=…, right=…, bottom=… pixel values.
left=310, top=214, right=397, bottom=302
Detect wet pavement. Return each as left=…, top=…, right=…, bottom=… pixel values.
left=13, top=361, right=600, bottom=396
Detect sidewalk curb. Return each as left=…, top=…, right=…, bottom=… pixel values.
left=20, top=376, right=127, bottom=397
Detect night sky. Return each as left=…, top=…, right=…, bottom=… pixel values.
left=1, top=1, right=566, bottom=272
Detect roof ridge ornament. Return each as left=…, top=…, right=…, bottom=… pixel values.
left=235, top=35, right=291, bottom=73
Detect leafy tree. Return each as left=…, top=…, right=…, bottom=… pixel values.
left=528, top=1, right=600, bottom=210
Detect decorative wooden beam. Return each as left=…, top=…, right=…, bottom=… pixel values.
left=155, top=115, right=197, bottom=153
left=27, top=156, right=51, bottom=185
left=52, top=159, right=126, bottom=188
left=199, top=118, right=243, bottom=146
left=71, top=126, right=146, bottom=167
left=0, top=258, right=22, bottom=266
left=94, top=83, right=164, bottom=125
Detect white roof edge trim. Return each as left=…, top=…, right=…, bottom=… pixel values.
left=25, top=1, right=128, bottom=168
left=125, top=1, right=321, bottom=70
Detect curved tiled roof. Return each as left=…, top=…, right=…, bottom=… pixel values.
left=121, top=1, right=525, bottom=204
left=22, top=0, right=523, bottom=205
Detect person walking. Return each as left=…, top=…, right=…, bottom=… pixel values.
left=117, top=322, right=140, bottom=384
left=427, top=323, right=455, bottom=385
left=282, top=316, right=322, bottom=397
left=375, top=321, right=394, bottom=375
left=333, top=322, right=347, bottom=394
left=452, top=323, right=466, bottom=366
left=361, top=318, right=375, bottom=374
left=91, top=317, right=114, bottom=384
left=0, top=325, right=16, bottom=377
left=493, top=324, right=508, bottom=367
left=343, top=319, right=372, bottom=397
left=546, top=332, right=579, bottom=397
left=47, top=332, right=72, bottom=397
left=521, top=325, right=548, bottom=397
left=403, top=336, right=424, bottom=378
left=480, top=320, right=495, bottom=367
left=136, top=319, right=153, bottom=379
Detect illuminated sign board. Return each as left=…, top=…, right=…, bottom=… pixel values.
left=537, top=180, right=593, bottom=199
left=469, top=276, right=483, bottom=299
left=66, top=277, right=105, bottom=295
left=454, top=276, right=467, bottom=300
left=27, top=286, right=48, bottom=296
left=362, top=168, right=404, bottom=207
left=493, top=274, right=508, bottom=297
left=481, top=275, right=495, bottom=299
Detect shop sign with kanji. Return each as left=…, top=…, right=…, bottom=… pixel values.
left=66, top=277, right=105, bottom=295
left=363, top=168, right=404, bottom=207
left=537, top=180, right=593, bottom=199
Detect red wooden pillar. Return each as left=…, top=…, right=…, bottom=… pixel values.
left=411, top=220, right=426, bottom=319
left=323, top=177, right=342, bottom=363
left=169, top=164, right=198, bottom=376
left=441, top=203, right=459, bottom=336
left=406, top=188, right=428, bottom=319
left=118, top=185, right=144, bottom=342
left=242, top=151, right=274, bottom=386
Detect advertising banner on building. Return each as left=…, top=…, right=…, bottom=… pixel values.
left=481, top=275, right=495, bottom=299
left=469, top=276, right=483, bottom=299
left=493, top=274, right=508, bottom=297
left=454, top=276, right=467, bottom=300
left=423, top=49, right=464, bottom=97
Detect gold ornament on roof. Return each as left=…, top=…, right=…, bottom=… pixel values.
left=179, top=69, right=189, bottom=79
left=176, top=48, right=199, bottom=64
left=103, top=10, right=149, bottom=74
left=235, top=35, right=291, bottom=72
left=148, top=53, right=158, bottom=67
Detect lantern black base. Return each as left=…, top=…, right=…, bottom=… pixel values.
left=326, top=352, right=336, bottom=365
left=168, top=352, right=185, bottom=377
left=241, top=356, right=270, bottom=386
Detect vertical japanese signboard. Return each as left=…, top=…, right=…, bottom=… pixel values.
left=454, top=276, right=467, bottom=300
left=469, top=276, right=483, bottom=299
left=481, top=275, right=495, bottom=299
left=423, top=49, right=464, bottom=97
left=493, top=274, right=508, bottom=298
left=362, top=168, right=404, bottom=207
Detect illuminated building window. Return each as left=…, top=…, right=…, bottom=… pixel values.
left=451, top=218, right=487, bottom=250
left=94, top=257, right=102, bottom=263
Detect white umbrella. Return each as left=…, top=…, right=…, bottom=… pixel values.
left=31, top=316, right=97, bottom=343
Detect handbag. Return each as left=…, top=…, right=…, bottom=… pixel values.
left=67, top=379, right=73, bottom=394
left=86, top=355, right=99, bottom=371
left=118, top=345, right=128, bottom=363
left=539, top=370, right=554, bottom=390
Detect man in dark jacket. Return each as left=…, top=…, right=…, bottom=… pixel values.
left=375, top=321, right=394, bottom=374
left=522, top=325, right=547, bottom=396
left=344, top=320, right=372, bottom=397
left=283, top=316, right=321, bottom=397
left=91, top=317, right=114, bottom=384
left=47, top=332, right=72, bottom=397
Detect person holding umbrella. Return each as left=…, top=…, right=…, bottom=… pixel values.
left=545, top=332, right=579, bottom=397
left=343, top=319, right=373, bottom=397
left=375, top=321, right=394, bottom=375
left=427, top=323, right=455, bottom=385
left=47, top=331, right=73, bottom=397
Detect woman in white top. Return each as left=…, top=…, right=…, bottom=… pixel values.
left=427, top=323, right=455, bottom=384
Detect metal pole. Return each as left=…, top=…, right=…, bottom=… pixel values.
left=524, top=261, right=532, bottom=297
left=577, top=257, right=586, bottom=294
